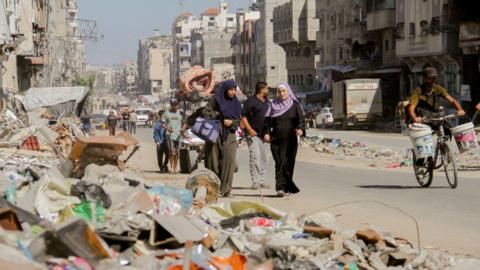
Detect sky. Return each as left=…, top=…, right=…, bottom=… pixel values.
left=78, top=0, right=252, bottom=66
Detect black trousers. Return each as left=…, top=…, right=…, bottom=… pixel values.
left=156, top=141, right=169, bottom=171
left=270, top=135, right=300, bottom=194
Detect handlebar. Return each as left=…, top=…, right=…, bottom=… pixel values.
left=422, top=114, right=456, bottom=123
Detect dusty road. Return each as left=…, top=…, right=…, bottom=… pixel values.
left=127, top=127, right=480, bottom=257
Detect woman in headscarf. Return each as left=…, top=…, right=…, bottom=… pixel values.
left=264, top=83, right=305, bottom=197
left=184, top=80, right=241, bottom=197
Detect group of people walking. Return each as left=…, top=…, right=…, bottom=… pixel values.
left=159, top=80, right=305, bottom=198
left=106, top=109, right=138, bottom=136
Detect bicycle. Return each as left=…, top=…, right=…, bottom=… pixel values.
left=411, top=113, right=458, bottom=189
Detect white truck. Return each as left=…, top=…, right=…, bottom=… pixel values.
left=332, top=78, right=383, bottom=129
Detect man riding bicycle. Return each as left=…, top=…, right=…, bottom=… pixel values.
left=408, top=67, right=465, bottom=124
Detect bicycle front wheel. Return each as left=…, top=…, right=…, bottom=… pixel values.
left=443, top=142, right=458, bottom=189
left=412, top=149, right=434, bottom=188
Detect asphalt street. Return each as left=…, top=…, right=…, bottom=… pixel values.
left=132, top=126, right=480, bottom=256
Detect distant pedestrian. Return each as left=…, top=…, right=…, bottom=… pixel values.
left=80, top=111, right=92, bottom=136
left=241, top=82, right=270, bottom=190
left=164, top=100, right=184, bottom=174
left=186, top=80, right=241, bottom=197
left=264, top=83, right=305, bottom=197
left=107, top=111, right=117, bottom=136
left=121, top=110, right=130, bottom=132
left=129, top=110, right=137, bottom=134
left=154, top=110, right=169, bottom=173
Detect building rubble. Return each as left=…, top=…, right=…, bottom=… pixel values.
left=302, top=135, right=480, bottom=170
left=1, top=105, right=479, bottom=269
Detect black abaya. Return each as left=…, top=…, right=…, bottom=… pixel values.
left=264, top=101, right=305, bottom=193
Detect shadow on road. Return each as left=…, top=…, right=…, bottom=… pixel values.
left=230, top=193, right=280, bottom=198
left=232, top=187, right=255, bottom=190
left=356, top=185, right=450, bottom=190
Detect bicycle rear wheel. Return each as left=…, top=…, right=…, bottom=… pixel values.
left=443, top=142, right=458, bottom=189
left=412, top=149, right=434, bottom=188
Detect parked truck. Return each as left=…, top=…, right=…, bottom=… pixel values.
left=332, top=78, right=382, bottom=129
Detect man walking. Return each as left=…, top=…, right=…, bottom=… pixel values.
left=154, top=110, right=169, bottom=173
left=164, top=100, right=184, bottom=174
left=121, top=109, right=130, bottom=132
left=107, top=111, right=117, bottom=136
left=241, top=82, right=271, bottom=190
left=129, top=109, right=138, bottom=134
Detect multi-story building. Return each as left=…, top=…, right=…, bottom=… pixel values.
left=233, top=8, right=261, bottom=94
left=395, top=0, right=461, bottom=100
left=137, top=34, right=173, bottom=96
left=123, top=60, right=137, bottom=94
left=85, top=65, right=115, bottom=92
left=316, top=0, right=368, bottom=84
left=1, top=0, right=84, bottom=94
left=273, top=0, right=319, bottom=93
left=454, top=1, right=479, bottom=112
left=255, top=0, right=288, bottom=87
left=172, top=1, right=237, bottom=80
left=315, top=0, right=402, bottom=117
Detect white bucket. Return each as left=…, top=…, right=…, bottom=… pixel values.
left=409, top=125, right=434, bottom=159
left=451, top=122, right=478, bottom=154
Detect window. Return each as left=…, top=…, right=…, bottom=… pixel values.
left=210, top=17, right=215, bottom=21
left=303, top=47, right=312, bottom=58
left=409, top=23, right=415, bottom=36
left=271, top=66, right=276, bottom=70
left=430, top=17, right=440, bottom=34
left=339, top=47, right=343, bottom=60
left=307, top=74, right=314, bottom=86
left=420, top=20, right=429, bottom=36
left=384, top=39, right=389, bottom=51
left=395, top=23, right=405, bottom=39
left=208, top=22, right=215, bottom=27
left=228, top=18, right=234, bottom=22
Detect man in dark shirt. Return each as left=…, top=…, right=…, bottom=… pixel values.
left=241, top=82, right=271, bottom=190
left=121, top=110, right=130, bottom=132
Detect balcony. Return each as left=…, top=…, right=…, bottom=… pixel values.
left=366, top=9, right=395, bottom=31
left=459, top=22, right=480, bottom=48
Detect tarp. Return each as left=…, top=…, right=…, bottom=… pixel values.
left=16, top=87, right=90, bottom=112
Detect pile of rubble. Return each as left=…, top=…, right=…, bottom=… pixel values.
left=1, top=163, right=479, bottom=270
left=302, top=135, right=480, bottom=170
left=1, top=104, right=479, bottom=269
left=302, top=136, right=410, bottom=169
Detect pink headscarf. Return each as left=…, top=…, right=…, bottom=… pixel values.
left=266, top=83, right=302, bottom=117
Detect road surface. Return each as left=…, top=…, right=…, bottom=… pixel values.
left=128, top=126, right=480, bottom=257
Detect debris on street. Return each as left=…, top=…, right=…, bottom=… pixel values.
left=302, top=135, right=480, bottom=170
left=2, top=97, right=480, bottom=270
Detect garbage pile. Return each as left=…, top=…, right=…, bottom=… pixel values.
left=302, top=135, right=480, bottom=170
left=302, top=136, right=411, bottom=169
left=1, top=172, right=479, bottom=270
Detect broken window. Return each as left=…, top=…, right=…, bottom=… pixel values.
left=395, top=23, right=405, bottom=39
left=409, top=23, right=415, bottom=36
left=430, top=17, right=440, bottom=34
left=420, top=20, right=429, bottom=36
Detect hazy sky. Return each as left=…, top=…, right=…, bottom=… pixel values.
left=79, top=0, right=252, bottom=66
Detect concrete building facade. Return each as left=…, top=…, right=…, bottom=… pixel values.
left=273, top=0, right=319, bottom=93
left=255, top=0, right=288, bottom=87
left=1, top=0, right=84, bottom=94
left=395, top=0, right=462, bottom=101
left=137, top=34, right=173, bottom=96
left=233, top=9, right=261, bottom=94
left=172, top=1, right=236, bottom=81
